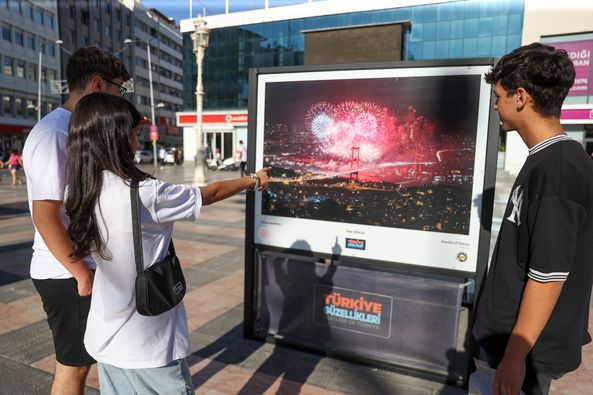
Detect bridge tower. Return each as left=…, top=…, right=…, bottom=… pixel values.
left=414, top=144, right=423, bottom=179
left=350, top=146, right=360, bottom=182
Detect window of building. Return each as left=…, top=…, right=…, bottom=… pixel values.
left=2, top=23, right=11, bottom=42
left=10, top=0, right=20, bottom=14
left=47, top=13, right=54, bottom=29
left=26, top=34, right=34, bottom=50
left=106, top=3, right=111, bottom=14
left=3, top=57, right=14, bottom=75
left=14, top=28, right=23, bottom=46
left=41, top=67, right=46, bottom=82
left=1, top=0, right=7, bottom=10
left=94, top=18, right=100, bottom=31
left=125, top=15, right=130, bottom=26
left=16, top=60, right=25, bottom=78
left=69, top=3, right=74, bottom=18
left=81, top=10, right=89, bottom=25
left=28, top=64, right=36, bottom=80
left=26, top=99, right=35, bottom=118
left=48, top=44, right=55, bottom=57
left=49, top=69, right=57, bottom=81
left=24, top=2, right=33, bottom=19
left=35, top=8, right=43, bottom=25
left=3, top=95, right=13, bottom=115
left=40, top=41, right=46, bottom=54
left=116, top=8, right=121, bottom=21
left=15, top=97, right=23, bottom=116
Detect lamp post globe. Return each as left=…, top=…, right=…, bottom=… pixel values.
left=192, top=15, right=209, bottom=185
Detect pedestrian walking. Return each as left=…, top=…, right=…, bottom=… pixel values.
left=22, top=46, right=130, bottom=395
left=7, top=149, right=23, bottom=186
left=65, top=93, right=270, bottom=394
left=473, top=43, right=593, bottom=395
left=237, top=140, right=247, bottom=176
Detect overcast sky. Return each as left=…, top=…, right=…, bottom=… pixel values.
left=142, top=0, right=328, bottom=23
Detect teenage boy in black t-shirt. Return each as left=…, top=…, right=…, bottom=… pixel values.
left=473, top=43, right=593, bottom=395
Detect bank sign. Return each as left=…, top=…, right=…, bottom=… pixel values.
left=548, top=40, right=593, bottom=96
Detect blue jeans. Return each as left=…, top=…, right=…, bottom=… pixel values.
left=98, top=358, right=194, bottom=394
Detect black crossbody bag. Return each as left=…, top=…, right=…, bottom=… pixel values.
left=131, top=181, right=186, bottom=316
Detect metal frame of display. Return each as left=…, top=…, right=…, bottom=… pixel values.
left=244, top=58, right=500, bottom=387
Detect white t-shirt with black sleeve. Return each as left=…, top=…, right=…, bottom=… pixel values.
left=473, top=135, right=593, bottom=376
left=83, top=171, right=202, bottom=369
left=23, top=107, right=96, bottom=279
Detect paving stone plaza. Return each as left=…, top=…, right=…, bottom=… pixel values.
left=0, top=164, right=590, bottom=394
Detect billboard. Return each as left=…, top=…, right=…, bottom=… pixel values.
left=255, top=252, right=465, bottom=377
left=251, top=63, right=495, bottom=274
left=547, top=40, right=593, bottom=96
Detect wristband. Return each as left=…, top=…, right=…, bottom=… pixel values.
left=249, top=173, right=261, bottom=191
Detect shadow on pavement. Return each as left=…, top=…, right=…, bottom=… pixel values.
left=0, top=241, right=33, bottom=286
left=0, top=201, right=30, bottom=218
left=190, top=323, right=324, bottom=394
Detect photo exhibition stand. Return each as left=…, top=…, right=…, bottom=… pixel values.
left=243, top=59, right=500, bottom=387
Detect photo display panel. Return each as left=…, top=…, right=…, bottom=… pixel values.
left=253, top=65, right=493, bottom=273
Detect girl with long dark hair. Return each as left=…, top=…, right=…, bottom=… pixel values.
left=65, top=93, right=269, bottom=393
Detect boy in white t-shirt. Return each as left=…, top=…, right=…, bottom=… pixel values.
left=23, top=46, right=129, bottom=395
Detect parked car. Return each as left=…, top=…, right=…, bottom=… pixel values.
left=134, top=149, right=153, bottom=164
left=163, top=149, right=176, bottom=165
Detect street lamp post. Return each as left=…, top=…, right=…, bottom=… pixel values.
left=36, top=51, right=42, bottom=121
left=192, top=16, right=209, bottom=185
left=27, top=51, right=43, bottom=121
left=124, top=38, right=160, bottom=170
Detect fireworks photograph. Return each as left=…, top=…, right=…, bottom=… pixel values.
left=260, top=74, right=482, bottom=235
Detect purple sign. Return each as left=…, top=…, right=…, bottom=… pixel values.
left=549, top=40, right=593, bottom=96
left=560, top=108, right=593, bottom=122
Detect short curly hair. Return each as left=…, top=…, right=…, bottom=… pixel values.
left=485, top=42, right=575, bottom=117
left=66, top=46, right=130, bottom=92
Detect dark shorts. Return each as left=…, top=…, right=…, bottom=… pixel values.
left=9, top=164, right=20, bottom=170
left=33, top=277, right=96, bottom=367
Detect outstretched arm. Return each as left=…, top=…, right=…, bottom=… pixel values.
left=493, top=279, right=563, bottom=395
left=200, top=167, right=270, bottom=206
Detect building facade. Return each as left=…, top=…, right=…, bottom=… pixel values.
left=502, top=0, right=593, bottom=175
left=179, top=0, right=525, bottom=161
left=0, top=0, right=61, bottom=152
left=54, top=0, right=183, bottom=149
left=131, top=2, right=184, bottom=148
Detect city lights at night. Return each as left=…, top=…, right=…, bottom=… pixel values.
left=260, top=75, right=481, bottom=235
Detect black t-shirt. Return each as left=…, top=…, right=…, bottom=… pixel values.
left=473, top=136, right=593, bottom=375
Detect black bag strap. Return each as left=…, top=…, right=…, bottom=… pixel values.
left=131, top=181, right=144, bottom=275
left=130, top=180, right=176, bottom=276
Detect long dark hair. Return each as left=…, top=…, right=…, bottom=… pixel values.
left=66, top=93, right=149, bottom=261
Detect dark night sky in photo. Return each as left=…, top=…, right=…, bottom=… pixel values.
left=263, top=74, right=482, bottom=134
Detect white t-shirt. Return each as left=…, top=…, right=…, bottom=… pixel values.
left=84, top=171, right=202, bottom=369
left=23, top=107, right=95, bottom=279
left=238, top=144, right=247, bottom=162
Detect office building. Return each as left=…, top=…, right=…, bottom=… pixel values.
left=0, top=0, right=61, bottom=152
left=178, top=0, right=525, bottom=161
left=55, top=0, right=183, bottom=147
